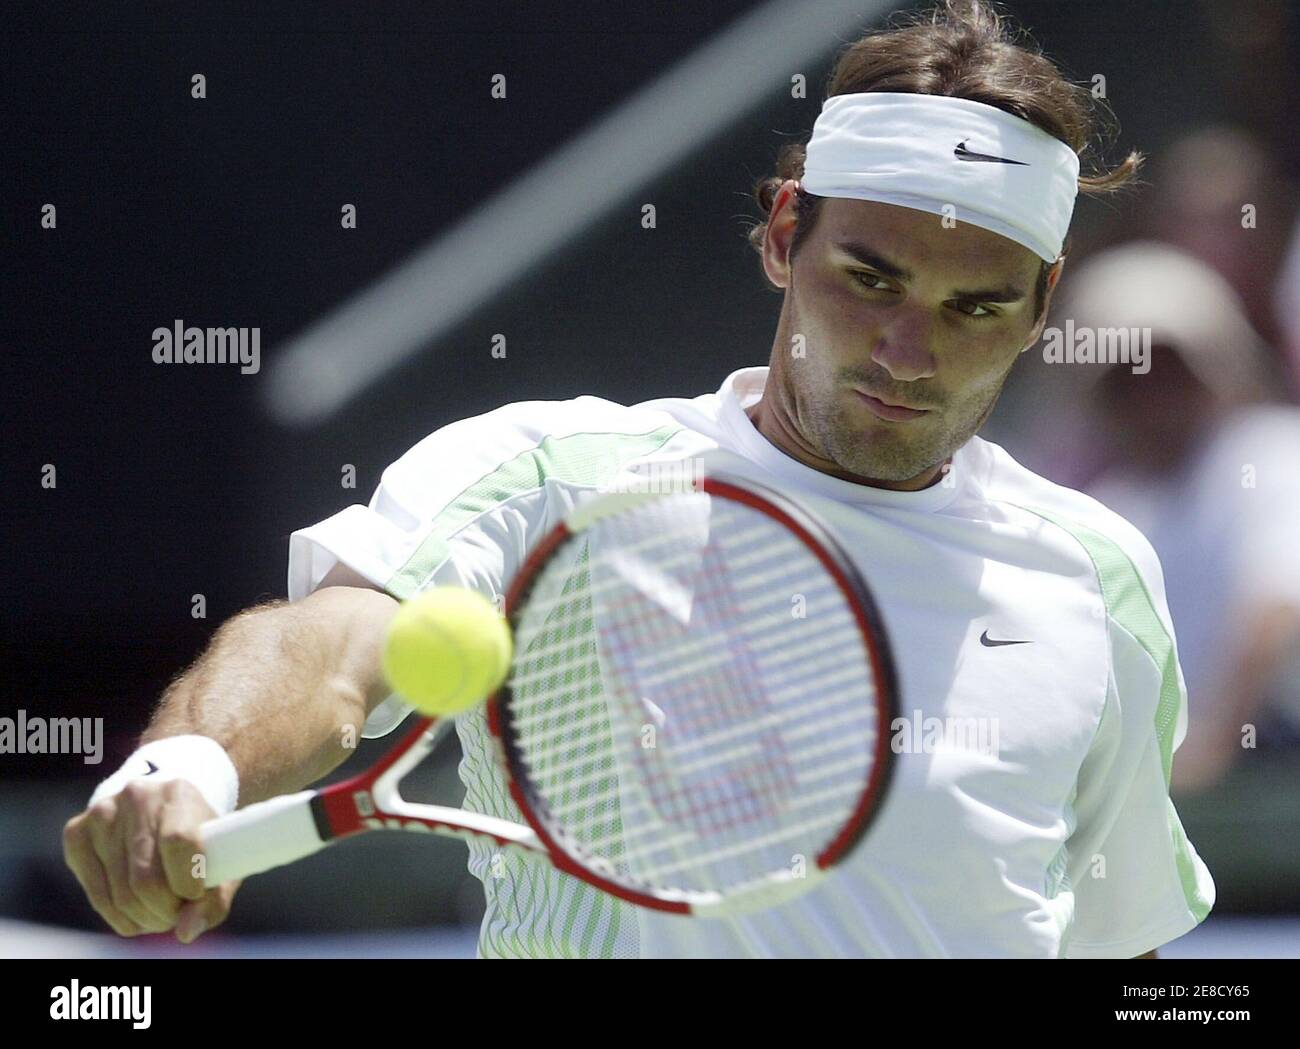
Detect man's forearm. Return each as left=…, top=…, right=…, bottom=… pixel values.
left=142, top=585, right=399, bottom=805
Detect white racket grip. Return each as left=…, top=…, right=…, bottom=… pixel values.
left=200, top=790, right=325, bottom=885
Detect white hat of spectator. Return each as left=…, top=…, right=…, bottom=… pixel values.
left=1054, top=240, right=1270, bottom=402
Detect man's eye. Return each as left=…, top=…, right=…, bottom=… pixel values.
left=853, top=271, right=891, bottom=291
left=951, top=300, right=997, bottom=318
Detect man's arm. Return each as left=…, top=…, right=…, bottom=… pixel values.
left=63, top=564, right=398, bottom=942
left=143, top=567, right=397, bottom=803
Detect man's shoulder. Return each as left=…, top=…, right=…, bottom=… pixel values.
left=433, top=390, right=688, bottom=443
left=395, top=391, right=689, bottom=468
left=968, top=436, right=1165, bottom=588
left=377, top=389, right=719, bottom=509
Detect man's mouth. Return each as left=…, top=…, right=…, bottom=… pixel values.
left=853, top=389, right=931, bottom=422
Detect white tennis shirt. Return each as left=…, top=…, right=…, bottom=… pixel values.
left=287, top=366, right=1215, bottom=958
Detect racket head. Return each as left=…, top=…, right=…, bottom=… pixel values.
left=490, top=472, right=899, bottom=916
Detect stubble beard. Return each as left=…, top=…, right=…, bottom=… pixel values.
left=805, top=371, right=1005, bottom=484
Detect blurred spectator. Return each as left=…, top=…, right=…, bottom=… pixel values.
left=1139, top=126, right=1297, bottom=387
left=1059, top=242, right=1300, bottom=795
left=1275, top=211, right=1300, bottom=394
left=1192, top=0, right=1300, bottom=186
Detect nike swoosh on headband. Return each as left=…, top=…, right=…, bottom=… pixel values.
left=954, top=140, right=1029, bottom=166
left=979, top=630, right=1032, bottom=647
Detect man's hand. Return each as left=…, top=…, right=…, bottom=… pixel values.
left=63, top=778, right=240, bottom=943
left=63, top=571, right=396, bottom=941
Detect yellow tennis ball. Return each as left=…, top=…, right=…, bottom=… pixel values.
left=382, top=587, right=513, bottom=716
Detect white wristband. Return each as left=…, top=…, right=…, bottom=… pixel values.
left=88, top=735, right=240, bottom=817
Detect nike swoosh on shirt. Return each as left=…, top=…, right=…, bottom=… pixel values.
left=980, top=630, right=1031, bottom=647
left=954, top=140, right=1029, bottom=166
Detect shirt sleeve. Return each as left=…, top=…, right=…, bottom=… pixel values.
left=285, top=405, right=558, bottom=738
left=1062, top=532, right=1216, bottom=958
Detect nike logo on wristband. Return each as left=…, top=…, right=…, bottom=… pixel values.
left=980, top=630, right=1032, bottom=647
left=143, top=760, right=160, bottom=775
left=954, top=140, right=1029, bottom=166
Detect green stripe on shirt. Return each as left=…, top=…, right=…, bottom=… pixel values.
left=383, top=424, right=683, bottom=600
left=1022, top=505, right=1212, bottom=924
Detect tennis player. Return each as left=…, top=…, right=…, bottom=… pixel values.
left=65, top=0, right=1214, bottom=957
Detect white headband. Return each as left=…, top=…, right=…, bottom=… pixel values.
left=800, top=92, right=1080, bottom=263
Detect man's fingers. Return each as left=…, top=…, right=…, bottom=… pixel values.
left=63, top=779, right=235, bottom=941
left=86, top=799, right=173, bottom=933
left=175, top=880, right=240, bottom=944
left=120, top=785, right=185, bottom=925
left=63, top=815, right=145, bottom=938
left=155, top=782, right=214, bottom=901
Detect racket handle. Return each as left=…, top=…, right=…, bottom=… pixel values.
left=200, top=790, right=325, bottom=885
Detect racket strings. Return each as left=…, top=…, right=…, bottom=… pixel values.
left=597, top=514, right=796, bottom=820
left=505, top=492, right=881, bottom=898
left=515, top=548, right=628, bottom=864
left=509, top=590, right=857, bottom=695
left=512, top=621, right=864, bottom=742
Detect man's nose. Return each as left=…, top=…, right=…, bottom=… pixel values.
left=871, top=309, right=937, bottom=381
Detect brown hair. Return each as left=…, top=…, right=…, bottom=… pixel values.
left=747, top=0, right=1143, bottom=317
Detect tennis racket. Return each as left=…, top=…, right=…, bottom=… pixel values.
left=200, top=472, right=898, bottom=918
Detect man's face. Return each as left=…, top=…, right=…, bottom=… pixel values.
left=761, top=183, right=1059, bottom=488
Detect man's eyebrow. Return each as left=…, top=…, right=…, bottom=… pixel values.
left=834, top=240, right=913, bottom=282
left=832, top=239, right=1028, bottom=303
left=951, top=284, right=1028, bottom=304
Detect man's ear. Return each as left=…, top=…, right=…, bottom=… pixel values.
left=761, top=180, right=802, bottom=290
left=1022, top=256, right=1067, bottom=352
left=1046, top=256, right=1066, bottom=293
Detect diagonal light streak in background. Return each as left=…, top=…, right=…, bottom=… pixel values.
left=264, top=0, right=897, bottom=426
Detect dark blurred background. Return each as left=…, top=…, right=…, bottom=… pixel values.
left=3, top=0, right=1298, bottom=956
